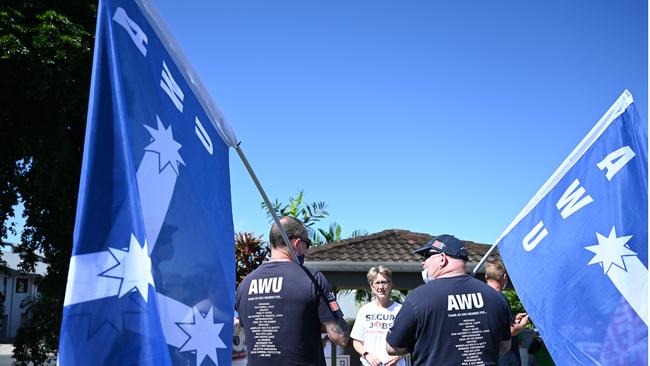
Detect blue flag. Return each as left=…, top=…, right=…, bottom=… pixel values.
left=59, top=0, right=237, bottom=364
left=497, top=90, right=647, bottom=365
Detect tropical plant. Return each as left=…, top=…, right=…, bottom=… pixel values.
left=263, top=191, right=370, bottom=247
left=309, top=222, right=341, bottom=246
left=262, top=190, right=329, bottom=244
left=263, top=191, right=329, bottom=226
left=503, top=289, right=535, bottom=328
left=348, top=229, right=369, bottom=238
left=503, top=290, right=524, bottom=313
left=311, top=222, right=369, bottom=246
left=235, top=232, right=268, bottom=286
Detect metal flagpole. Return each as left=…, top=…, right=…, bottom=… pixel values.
left=234, top=143, right=300, bottom=264
left=472, top=242, right=498, bottom=276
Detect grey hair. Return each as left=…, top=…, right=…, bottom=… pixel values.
left=367, top=266, right=392, bottom=286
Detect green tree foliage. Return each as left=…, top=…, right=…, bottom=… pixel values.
left=0, top=0, right=96, bottom=362
left=263, top=191, right=368, bottom=246
left=317, top=222, right=342, bottom=244
left=262, top=190, right=330, bottom=245
left=313, top=223, right=367, bottom=246
left=504, top=289, right=535, bottom=328
left=263, top=190, right=329, bottom=228
left=503, top=290, right=525, bottom=314
left=235, top=232, right=268, bottom=286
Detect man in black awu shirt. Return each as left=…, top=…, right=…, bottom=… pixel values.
left=236, top=216, right=349, bottom=366
left=386, top=234, right=511, bottom=366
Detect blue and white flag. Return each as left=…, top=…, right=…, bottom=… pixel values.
left=497, top=90, right=647, bottom=365
left=59, top=0, right=237, bottom=364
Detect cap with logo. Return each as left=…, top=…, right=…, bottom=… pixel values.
left=414, top=234, right=469, bottom=261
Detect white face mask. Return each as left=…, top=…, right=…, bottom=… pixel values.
left=421, top=268, right=432, bottom=284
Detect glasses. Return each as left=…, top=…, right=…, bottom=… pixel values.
left=373, top=280, right=391, bottom=287
left=291, top=237, right=312, bottom=248
left=423, top=250, right=443, bottom=260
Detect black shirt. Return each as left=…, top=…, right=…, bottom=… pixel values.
left=236, top=261, right=343, bottom=366
left=386, top=275, right=511, bottom=366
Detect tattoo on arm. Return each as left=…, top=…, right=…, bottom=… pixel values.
left=325, top=318, right=350, bottom=347
left=326, top=321, right=345, bottom=336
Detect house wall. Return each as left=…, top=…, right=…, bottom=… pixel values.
left=8, top=275, right=37, bottom=339
left=337, top=291, right=360, bottom=320
left=0, top=272, right=39, bottom=340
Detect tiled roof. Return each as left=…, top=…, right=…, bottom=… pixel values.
left=306, top=229, right=499, bottom=265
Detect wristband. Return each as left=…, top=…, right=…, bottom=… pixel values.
left=362, top=351, right=369, bottom=359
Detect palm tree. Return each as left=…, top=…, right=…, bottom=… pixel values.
left=312, top=223, right=368, bottom=246
left=262, top=190, right=329, bottom=244
left=310, top=222, right=341, bottom=245
left=262, top=190, right=367, bottom=246
left=263, top=190, right=329, bottom=228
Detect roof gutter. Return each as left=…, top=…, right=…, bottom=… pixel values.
left=304, top=261, right=422, bottom=272
left=304, top=261, right=485, bottom=274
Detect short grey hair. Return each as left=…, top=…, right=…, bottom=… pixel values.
left=367, top=266, right=392, bottom=286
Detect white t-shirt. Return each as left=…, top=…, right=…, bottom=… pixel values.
left=351, top=301, right=406, bottom=366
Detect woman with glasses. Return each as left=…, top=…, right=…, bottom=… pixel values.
left=351, top=266, right=406, bottom=366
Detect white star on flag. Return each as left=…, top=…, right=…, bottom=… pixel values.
left=584, top=226, right=648, bottom=326
left=179, top=306, right=226, bottom=365
left=585, top=226, right=635, bottom=274
left=105, top=234, right=155, bottom=301
left=144, top=116, right=186, bottom=174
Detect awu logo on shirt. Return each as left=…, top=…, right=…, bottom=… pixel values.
left=248, top=277, right=284, bottom=295
left=447, top=292, right=484, bottom=311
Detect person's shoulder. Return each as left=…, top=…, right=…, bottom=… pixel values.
left=388, top=301, right=403, bottom=311
left=457, top=274, right=491, bottom=288
left=260, top=260, right=306, bottom=275
left=302, top=266, right=333, bottom=284
left=470, top=279, right=510, bottom=307
left=357, top=301, right=375, bottom=313
left=304, top=265, right=326, bottom=277
left=437, top=275, right=494, bottom=295
left=405, top=283, right=433, bottom=300
left=239, top=267, right=260, bottom=285
left=359, top=301, right=374, bottom=309
left=242, top=263, right=271, bottom=278
left=471, top=277, right=502, bottom=295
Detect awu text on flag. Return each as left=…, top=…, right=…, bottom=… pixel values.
left=59, top=0, right=237, bottom=364
left=497, top=90, right=647, bottom=365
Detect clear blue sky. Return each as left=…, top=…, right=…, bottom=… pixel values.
left=5, top=0, right=647, bottom=246
left=153, top=0, right=648, bottom=245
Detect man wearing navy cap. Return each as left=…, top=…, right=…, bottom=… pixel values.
left=386, top=234, right=512, bottom=366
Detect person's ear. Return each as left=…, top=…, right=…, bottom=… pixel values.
left=290, top=237, right=299, bottom=250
